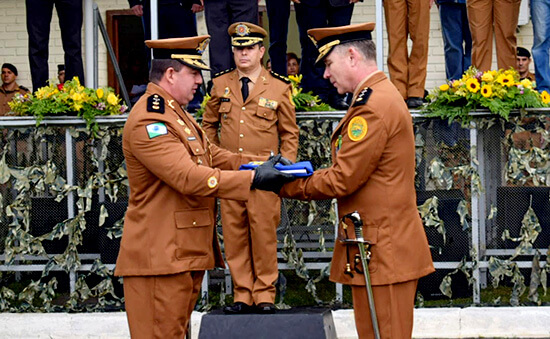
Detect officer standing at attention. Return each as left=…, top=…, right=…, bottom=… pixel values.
left=114, top=35, right=295, bottom=338
left=278, top=23, right=434, bottom=338
left=202, top=22, right=299, bottom=314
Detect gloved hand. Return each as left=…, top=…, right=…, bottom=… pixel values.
left=252, top=154, right=296, bottom=193
left=268, top=154, right=294, bottom=166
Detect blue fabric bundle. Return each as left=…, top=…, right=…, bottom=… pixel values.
left=239, top=161, right=314, bottom=177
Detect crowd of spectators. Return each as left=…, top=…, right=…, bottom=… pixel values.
left=2, top=1, right=549, bottom=114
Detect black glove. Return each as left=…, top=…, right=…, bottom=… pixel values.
left=268, top=154, right=294, bottom=166
left=252, top=155, right=296, bottom=193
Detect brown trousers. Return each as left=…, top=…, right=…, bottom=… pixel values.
left=384, top=0, right=431, bottom=99
left=221, top=189, right=280, bottom=305
left=467, top=0, right=521, bottom=71
left=352, top=279, right=418, bottom=339
left=123, top=271, right=204, bottom=339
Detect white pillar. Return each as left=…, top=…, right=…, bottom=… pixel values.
left=84, top=0, right=94, bottom=88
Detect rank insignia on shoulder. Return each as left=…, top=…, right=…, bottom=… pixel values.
left=352, top=87, right=373, bottom=107
left=348, top=116, right=368, bottom=142
left=213, top=68, right=235, bottom=78
left=269, top=71, right=290, bottom=84
left=146, top=122, right=168, bottom=139
left=147, top=94, right=165, bottom=113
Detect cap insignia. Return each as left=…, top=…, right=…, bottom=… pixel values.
left=235, top=24, right=250, bottom=36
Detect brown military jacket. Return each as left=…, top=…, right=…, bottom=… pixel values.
left=202, top=67, right=299, bottom=161
left=280, top=71, right=435, bottom=286
left=0, top=83, right=29, bottom=115
left=115, top=83, right=254, bottom=277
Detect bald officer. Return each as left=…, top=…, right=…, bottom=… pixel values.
left=202, top=22, right=299, bottom=314
left=279, top=23, right=434, bottom=338
left=115, top=35, right=295, bottom=338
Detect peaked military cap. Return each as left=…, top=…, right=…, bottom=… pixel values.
left=228, top=22, right=267, bottom=47
left=308, top=22, right=375, bottom=65
left=146, top=35, right=211, bottom=71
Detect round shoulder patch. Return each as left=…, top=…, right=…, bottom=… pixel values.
left=348, top=116, right=368, bottom=142
left=207, top=176, right=218, bottom=189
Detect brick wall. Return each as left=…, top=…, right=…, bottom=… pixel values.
left=0, top=0, right=535, bottom=94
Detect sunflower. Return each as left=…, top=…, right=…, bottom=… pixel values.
left=542, top=91, right=550, bottom=104
left=481, top=85, right=492, bottom=98
left=496, top=73, right=514, bottom=87
left=466, top=78, right=480, bottom=93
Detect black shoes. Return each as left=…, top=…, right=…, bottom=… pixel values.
left=256, top=302, right=276, bottom=314
left=223, top=302, right=254, bottom=314
left=223, top=302, right=276, bottom=314
left=406, top=96, right=424, bottom=109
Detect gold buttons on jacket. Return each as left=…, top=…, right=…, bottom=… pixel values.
left=239, top=134, right=244, bottom=138
left=192, top=221, right=197, bottom=225
left=240, top=120, right=244, bottom=124
left=197, top=159, right=203, bottom=165
left=238, top=148, right=243, bottom=152
left=242, top=106, right=246, bottom=111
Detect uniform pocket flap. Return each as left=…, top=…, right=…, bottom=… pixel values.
left=175, top=208, right=211, bottom=228
left=255, top=107, right=275, bottom=120
left=189, top=141, right=206, bottom=156
left=219, top=101, right=231, bottom=113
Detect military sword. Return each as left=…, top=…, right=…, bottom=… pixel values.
left=342, top=211, right=380, bottom=339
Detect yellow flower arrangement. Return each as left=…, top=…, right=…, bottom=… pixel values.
left=423, top=67, right=549, bottom=124
left=8, top=77, right=127, bottom=135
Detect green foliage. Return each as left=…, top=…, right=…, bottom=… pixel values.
left=422, top=67, right=550, bottom=125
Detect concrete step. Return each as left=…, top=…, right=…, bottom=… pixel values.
left=0, top=306, right=549, bottom=338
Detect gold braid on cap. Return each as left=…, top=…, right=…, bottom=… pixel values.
left=318, top=40, right=341, bottom=57
left=231, top=37, right=264, bottom=46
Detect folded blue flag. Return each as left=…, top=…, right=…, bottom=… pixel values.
left=239, top=161, right=314, bottom=177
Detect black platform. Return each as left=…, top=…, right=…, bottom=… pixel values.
left=198, top=307, right=337, bottom=339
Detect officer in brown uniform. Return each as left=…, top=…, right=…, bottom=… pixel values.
left=279, top=23, right=435, bottom=338
left=0, top=63, right=30, bottom=115
left=114, top=35, right=295, bottom=338
left=202, top=22, right=299, bottom=314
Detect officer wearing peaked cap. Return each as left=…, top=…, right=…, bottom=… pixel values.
left=115, top=35, right=295, bottom=338
left=278, top=23, right=434, bottom=338
left=202, top=21, right=299, bottom=315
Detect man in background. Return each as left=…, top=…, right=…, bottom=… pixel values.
left=0, top=63, right=30, bottom=115
left=517, top=47, right=535, bottom=81
left=202, top=22, right=299, bottom=314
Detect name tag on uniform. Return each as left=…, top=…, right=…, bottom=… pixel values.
left=259, top=97, right=278, bottom=110
left=187, top=136, right=196, bottom=141
left=220, top=97, right=230, bottom=102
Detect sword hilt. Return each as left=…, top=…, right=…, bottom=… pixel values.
left=342, top=211, right=364, bottom=240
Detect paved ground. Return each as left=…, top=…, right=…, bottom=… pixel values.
left=0, top=307, right=549, bottom=338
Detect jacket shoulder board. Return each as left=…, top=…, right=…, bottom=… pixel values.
left=352, top=87, right=373, bottom=107
left=213, top=68, right=235, bottom=78
left=147, top=94, right=165, bottom=113
left=269, top=71, right=291, bottom=84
